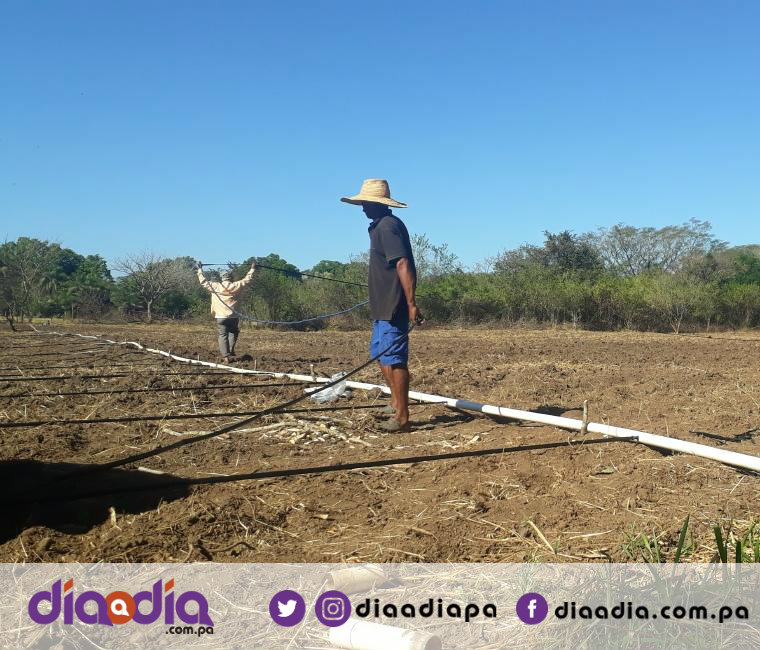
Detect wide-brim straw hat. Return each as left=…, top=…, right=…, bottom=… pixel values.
left=340, top=178, right=407, bottom=208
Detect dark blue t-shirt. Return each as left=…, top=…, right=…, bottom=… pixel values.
left=368, top=214, right=416, bottom=321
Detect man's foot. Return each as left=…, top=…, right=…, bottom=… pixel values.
left=379, top=418, right=411, bottom=433
left=222, top=356, right=232, bottom=364
left=381, top=405, right=396, bottom=415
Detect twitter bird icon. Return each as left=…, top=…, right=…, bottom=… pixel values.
left=269, top=590, right=306, bottom=626
left=277, top=600, right=297, bottom=617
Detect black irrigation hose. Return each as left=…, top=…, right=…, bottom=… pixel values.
left=199, top=267, right=370, bottom=327
left=11, top=437, right=624, bottom=504
left=0, top=361, right=168, bottom=372
left=9, top=336, right=112, bottom=344
left=0, top=348, right=107, bottom=359
left=259, top=264, right=369, bottom=288
left=48, top=323, right=417, bottom=484
left=0, top=341, right=111, bottom=350
left=201, top=262, right=369, bottom=289
left=0, top=352, right=146, bottom=366
left=7, top=338, right=109, bottom=344
left=0, top=402, right=437, bottom=429
left=0, top=370, right=257, bottom=383
left=2, top=380, right=318, bottom=399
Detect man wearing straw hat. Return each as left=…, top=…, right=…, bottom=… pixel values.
left=342, top=179, right=423, bottom=433
left=196, top=262, right=256, bottom=363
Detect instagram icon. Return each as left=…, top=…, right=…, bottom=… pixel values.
left=315, top=590, right=351, bottom=627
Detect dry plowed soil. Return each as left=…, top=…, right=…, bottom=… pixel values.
left=1, top=323, right=758, bottom=563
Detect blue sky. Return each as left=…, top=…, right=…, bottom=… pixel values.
left=2, top=1, right=759, bottom=270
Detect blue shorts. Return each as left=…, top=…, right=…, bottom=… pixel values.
left=370, top=316, right=409, bottom=366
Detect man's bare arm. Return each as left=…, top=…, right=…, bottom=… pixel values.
left=230, top=263, right=257, bottom=291
left=196, top=268, right=212, bottom=291
left=396, top=257, right=423, bottom=324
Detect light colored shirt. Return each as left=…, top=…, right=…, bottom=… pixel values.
left=197, top=267, right=255, bottom=318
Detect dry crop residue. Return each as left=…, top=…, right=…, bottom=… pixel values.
left=1, top=324, right=758, bottom=562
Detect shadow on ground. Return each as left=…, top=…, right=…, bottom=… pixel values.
left=0, top=459, right=189, bottom=544
left=480, top=403, right=582, bottom=425
left=691, top=428, right=759, bottom=445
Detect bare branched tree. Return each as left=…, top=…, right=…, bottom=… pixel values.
left=115, top=253, right=183, bottom=322
left=590, top=219, right=726, bottom=276
left=411, top=234, right=461, bottom=281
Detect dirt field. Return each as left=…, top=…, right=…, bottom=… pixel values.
left=1, top=323, right=758, bottom=563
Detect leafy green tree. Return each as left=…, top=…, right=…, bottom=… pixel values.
left=647, top=273, right=710, bottom=333
left=493, top=230, right=601, bottom=274
left=731, top=253, right=760, bottom=285
left=231, top=254, right=304, bottom=323
left=0, top=259, right=20, bottom=329
left=542, top=231, right=603, bottom=272
left=0, top=238, right=60, bottom=320
left=160, top=256, right=207, bottom=318
left=309, top=260, right=348, bottom=276
left=111, top=275, right=141, bottom=319
left=719, top=283, right=760, bottom=328
left=57, top=256, right=113, bottom=318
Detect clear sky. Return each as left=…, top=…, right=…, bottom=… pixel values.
left=2, top=1, right=759, bottom=270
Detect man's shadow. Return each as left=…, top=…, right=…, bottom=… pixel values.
left=1, top=459, right=189, bottom=545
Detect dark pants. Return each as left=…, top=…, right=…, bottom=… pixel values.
left=216, top=317, right=240, bottom=356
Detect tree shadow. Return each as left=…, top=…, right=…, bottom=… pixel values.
left=0, top=459, right=189, bottom=544
left=690, top=428, right=758, bottom=446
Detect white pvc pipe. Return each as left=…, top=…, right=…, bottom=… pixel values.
left=341, top=384, right=760, bottom=473
left=35, top=329, right=760, bottom=473
left=329, top=619, right=441, bottom=650
left=327, top=565, right=387, bottom=594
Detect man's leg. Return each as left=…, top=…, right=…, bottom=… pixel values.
left=378, top=363, right=397, bottom=410
left=372, top=318, right=411, bottom=430
left=389, top=364, right=410, bottom=426
left=371, top=321, right=392, bottom=406
left=217, top=319, right=230, bottom=358
left=228, top=318, right=240, bottom=355
left=378, top=363, right=410, bottom=429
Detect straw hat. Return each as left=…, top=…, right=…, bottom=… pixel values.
left=340, top=179, right=407, bottom=208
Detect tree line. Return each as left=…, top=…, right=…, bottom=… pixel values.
left=1, top=219, right=759, bottom=332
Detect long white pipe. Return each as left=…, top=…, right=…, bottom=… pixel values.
left=327, top=565, right=387, bottom=594
left=329, top=619, right=441, bottom=650
left=36, top=329, right=760, bottom=473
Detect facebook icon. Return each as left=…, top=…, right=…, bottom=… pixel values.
left=516, top=593, right=549, bottom=624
